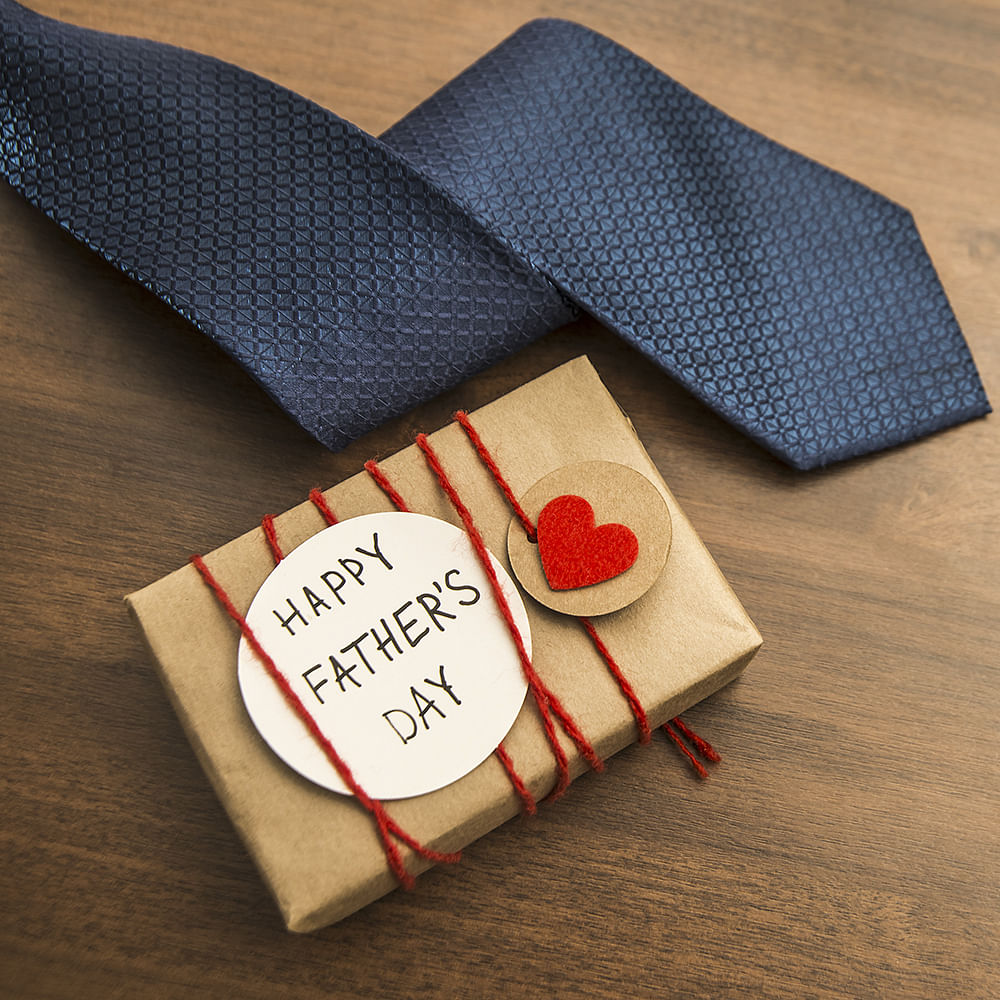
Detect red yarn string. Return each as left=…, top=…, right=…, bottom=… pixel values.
left=363, top=459, right=411, bottom=512
left=364, top=453, right=575, bottom=798
left=189, top=553, right=460, bottom=888
left=494, top=743, right=537, bottom=816
left=454, top=412, right=720, bottom=770
left=454, top=410, right=537, bottom=542
left=308, top=487, right=339, bottom=526
left=453, top=411, right=653, bottom=745
left=579, top=617, right=652, bottom=744
left=662, top=721, right=710, bottom=779
left=261, top=513, right=284, bottom=564
left=670, top=715, right=721, bottom=763
left=362, top=458, right=538, bottom=813
left=414, top=433, right=604, bottom=791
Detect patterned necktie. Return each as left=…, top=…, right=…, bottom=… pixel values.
left=1, top=2, right=989, bottom=469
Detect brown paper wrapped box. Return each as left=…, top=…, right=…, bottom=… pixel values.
left=126, top=357, right=761, bottom=932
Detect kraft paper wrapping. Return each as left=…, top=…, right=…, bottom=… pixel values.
left=126, top=357, right=762, bottom=931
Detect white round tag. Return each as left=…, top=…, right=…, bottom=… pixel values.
left=237, top=512, right=530, bottom=800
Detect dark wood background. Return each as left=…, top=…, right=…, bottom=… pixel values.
left=2, top=1, right=997, bottom=997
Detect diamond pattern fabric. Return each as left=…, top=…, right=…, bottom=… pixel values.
left=0, top=3, right=989, bottom=468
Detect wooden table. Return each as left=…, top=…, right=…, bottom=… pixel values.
left=2, top=1, right=997, bottom=996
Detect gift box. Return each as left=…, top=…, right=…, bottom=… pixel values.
left=126, top=357, right=761, bottom=931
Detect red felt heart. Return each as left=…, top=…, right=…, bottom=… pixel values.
left=536, top=494, right=639, bottom=591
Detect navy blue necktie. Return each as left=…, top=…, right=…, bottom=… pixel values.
left=1, top=2, right=989, bottom=468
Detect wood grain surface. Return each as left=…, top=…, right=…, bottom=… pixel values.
left=1, top=1, right=997, bottom=997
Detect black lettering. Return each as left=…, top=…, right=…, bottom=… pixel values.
left=356, top=532, right=393, bottom=571
left=393, top=600, right=429, bottom=648
left=302, top=663, right=329, bottom=703
left=383, top=709, right=418, bottom=744
left=444, top=568, right=480, bottom=606
left=416, top=591, right=458, bottom=632
left=321, top=569, right=348, bottom=605
left=411, top=685, right=446, bottom=728
left=424, top=664, right=461, bottom=705
left=339, top=557, right=365, bottom=585
left=302, top=585, right=332, bottom=617
left=330, top=654, right=362, bottom=692
left=339, top=633, right=374, bottom=674
left=273, top=598, right=308, bottom=636
left=370, top=618, right=402, bottom=662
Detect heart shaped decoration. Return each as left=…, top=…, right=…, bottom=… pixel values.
left=536, top=494, right=639, bottom=591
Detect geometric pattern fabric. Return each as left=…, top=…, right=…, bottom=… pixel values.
left=1, top=5, right=989, bottom=467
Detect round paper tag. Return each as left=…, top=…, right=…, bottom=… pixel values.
left=507, top=462, right=672, bottom=616
left=237, top=512, right=530, bottom=800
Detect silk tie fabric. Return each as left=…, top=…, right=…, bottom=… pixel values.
left=1, top=2, right=990, bottom=469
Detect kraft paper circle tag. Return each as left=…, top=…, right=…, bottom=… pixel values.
left=238, top=512, right=530, bottom=800
left=507, top=462, right=671, bottom=616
